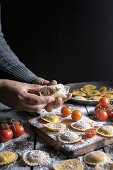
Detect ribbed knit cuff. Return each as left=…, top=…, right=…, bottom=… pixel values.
left=3, top=64, right=40, bottom=83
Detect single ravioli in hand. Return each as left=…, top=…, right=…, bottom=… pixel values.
left=39, top=84, right=70, bottom=98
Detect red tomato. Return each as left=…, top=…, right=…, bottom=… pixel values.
left=97, top=109, right=108, bottom=121
left=10, top=122, right=24, bottom=138
left=85, top=128, right=97, bottom=138
left=71, top=110, right=82, bottom=122
left=61, top=106, right=72, bottom=117
left=99, top=97, right=109, bottom=108
left=94, top=104, right=100, bottom=116
left=0, top=124, right=13, bottom=142
left=107, top=108, right=113, bottom=119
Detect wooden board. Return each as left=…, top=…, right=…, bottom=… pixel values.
left=29, top=110, right=113, bottom=158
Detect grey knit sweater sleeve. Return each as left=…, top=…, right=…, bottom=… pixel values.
left=0, top=4, right=39, bottom=83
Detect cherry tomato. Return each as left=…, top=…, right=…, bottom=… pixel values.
left=99, top=97, right=109, bottom=108
left=97, top=109, right=108, bottom=121
left=0, top=124, right=13, bottom=142
left=71, top=110, right=82, bottom=122
left=10, top=122, right=24, bottom=138
left=107, top=108, right=113, bottom=119
left=85, top=128, right=97, bottom=138
left=94, top=104, right=100, bottom=116
left=61, top=106, right=72, bottom=117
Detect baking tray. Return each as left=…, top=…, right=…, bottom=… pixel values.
left=66, top=81, right=113, bottom=105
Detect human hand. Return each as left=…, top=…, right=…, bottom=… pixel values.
left=32, top=78, right=57, bottom=86
left=33, top=78, right=72, bottom=112
left=0, top=79, right=55, bottom=112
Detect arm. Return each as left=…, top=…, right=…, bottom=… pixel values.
left=0, top=4, right=38, bottom=83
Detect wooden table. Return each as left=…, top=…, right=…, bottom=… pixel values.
left=0, top=102, right=113, bottom=170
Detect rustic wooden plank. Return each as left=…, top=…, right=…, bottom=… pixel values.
left=29, top=103, right=113, bottom=158
left=33, top=136, right=104, bottom=170
left=33, top=136, right=68, bottom=170
left=104, top=144, right=113, bottom=158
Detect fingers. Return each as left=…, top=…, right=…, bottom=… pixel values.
left=45, top=93, right=72, bottom=111
left=62, top=93, right=72, bottom=102
left=48, top=80, right=57, bottom=85
left=53, top=97, right=63, bottom=108
left=45, top=102, right=53, bottom=112
left=25, top=93, right=55, bottom=105
left=32, top=78, right=50, bottom=85
left=22, top=103, right=47, bottom=112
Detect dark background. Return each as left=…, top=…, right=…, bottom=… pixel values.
left=1, top=0, right=113, bottom=84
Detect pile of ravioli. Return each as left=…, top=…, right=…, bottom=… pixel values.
left=72, top=84, right=113, bottom=101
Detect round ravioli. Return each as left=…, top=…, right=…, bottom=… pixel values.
left=73, top=96, right=87, bottom=100
left=58, top=130, right=82, bottom=143
left=0, top=152, right=18, bottom=165
left=106, top=89, right=113, bottom=94
left=84, top=151, right=111, bottom=165
left=72, top=90, right=86, bottom=97
left=83, top=84, right=96, bottom=90
left=53, top=159, right=83, bottom=170
left=89, top=96, right=102, bottom=101
left=80, top=88, right=91, bottom=93
left=23, top=150, right=50, bottom=166
left=44, top=122, right=66, bottom=131
left=71, top=121, right=94, bottom=132
left=41, top=114, right=62, bottom=123
left=98, top=87, right=107, bottom=96
left=86, top=90, right=101, bottom=97
left=97, top=125, right=113, bottom=137
left=103, top=94, right=113, bottom=100
left=95, top=161, right=113, bottom=170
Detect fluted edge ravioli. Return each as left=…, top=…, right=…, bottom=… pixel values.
left=0, top=152, right=18, bottom=165
left=53, top=159, right=83, bottom=170
left=41, top=114, right=62, bottom=123
left=71, top=121, right=94, bottom=132
left=44, top=122, right=66, bottom=131
left=58, top=130, right=82, bottom=144
left=22, top=150, right=50, bottom=166
left=84, top=151, right=111, bottom=165
left=97, top=125, right=113, bottom=137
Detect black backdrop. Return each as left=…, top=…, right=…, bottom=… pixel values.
left=1, top=0, right=113, bottom=84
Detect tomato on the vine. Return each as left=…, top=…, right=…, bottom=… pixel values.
left=10, top=123, right=24, bottom=138
left=0, top=124, right=13, bottom=142
left=99, top=97, right=109, bottom=108
left=107, top=108, right=113, bottom=119
left=10, top=119, right=24, bottom=138
left=71, top=110, right=82, bottom=122
left=94, top=104, right=100, bottom=116
left=97, top=109, right=108, bottom=121
left=85, top=128, right=97, bottom=138
left=61, top=106, right=72, bottom=117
